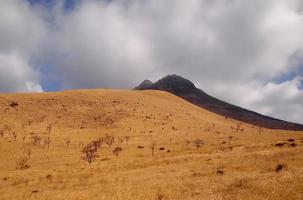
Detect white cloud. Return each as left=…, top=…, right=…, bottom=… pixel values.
left=0, top=53, right=42, bottom=92
left=0, top=0, right=45, bottom=92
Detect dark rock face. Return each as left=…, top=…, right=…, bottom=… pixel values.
left=134, top=80, right=154, bottom=90
left=150, top=74, right=197, bottom=94
left=134, top=74, right=303, bottom=131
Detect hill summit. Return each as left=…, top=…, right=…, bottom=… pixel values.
left=135, top=74, right=303, bottom=131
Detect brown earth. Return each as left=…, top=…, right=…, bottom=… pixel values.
left=0, top=89, right=302, bottom=200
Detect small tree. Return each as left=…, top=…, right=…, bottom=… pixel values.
left=258, top=126, right=262, bottom=134
left=64, top=137, right=71, bottom=149
left=151, top=141, right=156, bottom=157
left=193, top=139, right=204, bottom=149
left=112, top=147, right=122, bottom=159
left=31, top=135, right=41, bottom=146
left=105, top=136, right=114, bottom=148
left=124, top=136, right=130, bottom=145
left=16, top=157, right=30, bottom=170
left=46, top=124, right=52, bottom=134
left=91, top=140, right=101, bottom=149
left=44, top=136, right=51, bottom=149
left=82, top=144, right=98, bottom=164
left=24, top=149, right=31, bottom=157
left=118, top=137, right=124, bottom=144
left=12, top=132, right=17, bottom=141
left=16, top=149, right=31, bottom=170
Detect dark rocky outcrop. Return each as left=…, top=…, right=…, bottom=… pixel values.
left=134, top=80, right=154, bottom=90
left=134, top=74, right=303, bottom=131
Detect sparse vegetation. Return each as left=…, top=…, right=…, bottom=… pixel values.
left=112, top=147, right=122, bottom=159
left=46, top=124, right=52, bottom=134
left=193, top=139, right=204, bottom=149
left=0, top=89, right=303, bottom=200
left=11, top=132, right=17, bottom=141
left=64, top=137, right=71, bottom=149
left=43, top=136, right=51, bottom=149
left=16, top=156, right=30, bottom=170
left=151, top=141, right=156, bottom=157
left=82, top=143, right=98, bottom=164
left=31, top=135, right=41, bottom=146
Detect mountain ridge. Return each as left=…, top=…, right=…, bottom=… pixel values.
left=134, top=74, right=303, bottom=131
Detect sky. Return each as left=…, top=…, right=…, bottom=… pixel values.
left=0, top=0, right=303, bottom=124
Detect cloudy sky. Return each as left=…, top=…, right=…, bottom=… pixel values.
left=0, top=0, right=303, bottom=124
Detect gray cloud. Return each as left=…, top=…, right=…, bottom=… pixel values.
left=0, top=0, right=44, bottom=92
left=0, top=0, right=303, bottom=123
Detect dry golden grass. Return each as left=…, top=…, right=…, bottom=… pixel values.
left=0, top=89, right=302, bottom=200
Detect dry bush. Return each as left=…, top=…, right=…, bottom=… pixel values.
left=105, top=135, right=114, bottom=148
left=31, top=135, right=41, bottom=146
left=185, top=140, right=191, bottom=147
left=43, top=136, right=51, bottom=149
left=258, top=126, right=263, bottom=134
left=118, top=137, right=124, bottom=144
left=0, top=129, right=4, bottom=138
left=10, top=101, right=19, bottom=108
left=12, top=132, right=17, bottom=140
left=64, top=137, right=71, bottom=149
left=46, top=124, right=52, bottom=134
left=124, top=136, right=130, bottom=144
left=82, top=143, right=98, bottom=164
left=193, top=139, right=204, bottom=149
left=91, top=138, right=103, bottom=149
left=156, top=191, right=165, bottom=200
left=24, top=149, right=31, bottom=157
left=16, top=149, right=31, bottom=170
left=112, top=147, right=123, bottom=159
left=16, top=157, right=30, bottom=170
left=151, top=141, right=156, bottom=157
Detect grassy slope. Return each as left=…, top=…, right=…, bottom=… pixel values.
left=0, top=89, right=302, bottom=200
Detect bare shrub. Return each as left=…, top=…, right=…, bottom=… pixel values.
left=275, top=164, right=285, bottom=172
left=3, top=124, right=11, bottom=132
left=118, top=137, right=124, bottom=144
left=82, top=143, right=98, bottom=164
left=64, top=138, right=71, bottom=149
left=16, top=157, right=30, bottom=170
left=24, top=149, right=31, bottom=157
left=46, top=124, right=52, bottom=134
left=10, top=101, right=19, bottom=108
left=43, top=136, right=51, bottom=149
left=151, top=141, right=156, bottom=157
left=156, top=190, right=165, bottom=200
left=12, top=132, right=17, bottom=141
left=258, top=126, right=262, bottom=134
left=124, top=136, right=130, bottom=144
left=16, top=150, right=31, bottom=170
left=31, top=135, right=41, bottom=146
left=91, top=139, right=102, bottom=149
left=193, top=139, right=204, bottom=149
left=112, top=147, right=123, bottom=159
left=105, top=135, right=114, bottom=148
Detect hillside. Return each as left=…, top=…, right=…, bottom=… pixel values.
left=135, top=75, right=303, bottom=131
left=0, top=89, right=303, bottom=200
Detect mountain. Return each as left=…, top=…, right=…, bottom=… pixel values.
left=133, top=79, right=154, bottom=90
left=134, top=74, right=303, bottom=131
